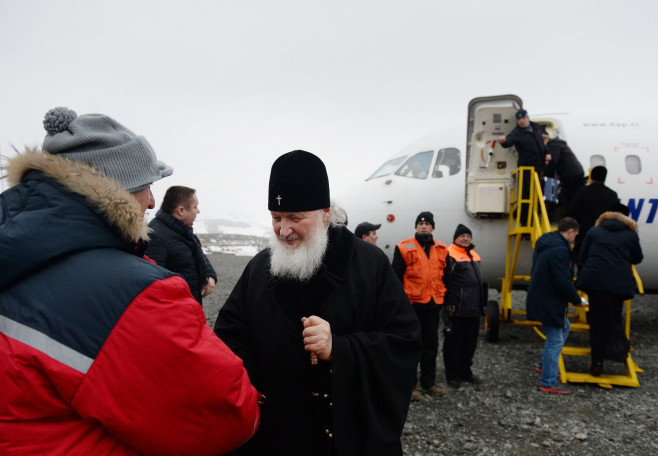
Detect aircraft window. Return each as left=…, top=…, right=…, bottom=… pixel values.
left=367, top=156, right=407, bottom=180
left=589, top=155, right=606, bottom=169
left=432, top=148, right=461, bottom=178
left=395, top=151, right=433, bottom=179
left=625, top=155, right=641, bottom=175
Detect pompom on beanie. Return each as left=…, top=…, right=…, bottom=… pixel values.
left=42, top=107, right=173, bottom=192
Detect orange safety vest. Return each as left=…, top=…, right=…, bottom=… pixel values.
left=447, top=243, right=481, bottom=263
left=397, top=237, right=448, bottom=304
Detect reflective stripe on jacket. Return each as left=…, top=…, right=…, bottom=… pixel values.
left=444, top=244, right=485, bottom=317
left=397, top=237, right=448, bottom=304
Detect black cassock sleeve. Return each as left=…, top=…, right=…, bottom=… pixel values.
left=331, top=254, right=420, bottom=456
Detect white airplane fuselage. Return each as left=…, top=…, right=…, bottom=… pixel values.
left=337, top=95, right=657, bottom=291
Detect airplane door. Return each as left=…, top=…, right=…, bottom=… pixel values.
left=465, top=95, right=523, bottom=218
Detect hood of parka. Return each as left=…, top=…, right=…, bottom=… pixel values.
left=595, top=211, right=638, bottom=232
left=0, top=149, right=151, bottom=290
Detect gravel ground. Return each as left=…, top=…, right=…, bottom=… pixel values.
left=203, top=253, right=658, bottom=456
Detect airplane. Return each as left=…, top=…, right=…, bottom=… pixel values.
left=337, top=94, right=658, bottom=291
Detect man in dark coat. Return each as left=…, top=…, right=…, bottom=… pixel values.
left=442, top=224, right=486, bottom=389
left=567, top=165, right=618, bottom=261
left=146, top=186, right=217, bottom=305
left=498, top=109, right=551, bottom=225
left=543, top=135, right=585, bottom=212
left=214, top=150, right=421, bottom=456
left=498, top=109, right=550, bottom=174
left=576, top=204, right=643, bottom=375
left=526, top=217, right=586, bottom=395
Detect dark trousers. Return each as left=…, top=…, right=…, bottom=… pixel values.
left=587, top=291, right=630, bottom=362
left=558, top=174, right=585, bottom=210
left=443, top=316, right=480, bottom=382
left=413, top=302, right=442, bottom=388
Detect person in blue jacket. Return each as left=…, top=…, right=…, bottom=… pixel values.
left=577, top=203, right=643, bottom=376
left=526, top=217, right=586, bottom=394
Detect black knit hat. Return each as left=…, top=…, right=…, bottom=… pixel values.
left=268, top=150, right=330, bottom=211
left=453, top=223, right=472, bottom=241
left=415, top=211, right=435, bottom=229
left=516, top=109, right=528, bottom=119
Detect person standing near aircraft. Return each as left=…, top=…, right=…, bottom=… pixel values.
left=393, top=211, right=449, bottom=400
left=145, top=185, right=217, bottom=305
left=526, top=217, right=586, bottom=395
left=354, top=221, right=381, bottom=246
left=498, top=109, right=551, bottom=173
left=0, top=108, right=260, bottom=455
left=567, top=165, right=618, bottom=260
left=542, top=134, right=585, bottom=214
left=576, top=203, right=643, bottom=376
left=214, top=150, right=421, bottom=456
left=498, top=109, right=551, bottom=225
left=442, top=224, right=485, bottom=389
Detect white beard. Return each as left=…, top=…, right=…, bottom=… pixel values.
left=269, top=211, right=329, bottom=281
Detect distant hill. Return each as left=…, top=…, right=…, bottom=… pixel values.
left=144, top=211, right=270, bottom=237
left=195, top=216, right=269, bottom=257
left=194, top=217, right=270, bottom=237
left=143, top=213, right=269, bottom=256
left=198, top=233, right=267, bottom=257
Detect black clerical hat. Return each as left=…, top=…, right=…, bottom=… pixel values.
left=268, top=150, right=330, bottom=212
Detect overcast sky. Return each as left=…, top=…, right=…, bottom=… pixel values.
left=2, top=0, right=657, bottom=226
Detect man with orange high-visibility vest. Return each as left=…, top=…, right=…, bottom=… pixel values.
left=393, top=211, right=449, bottom=401
left=442, top=224, right=486, bottom=389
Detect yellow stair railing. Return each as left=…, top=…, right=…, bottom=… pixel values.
left=486, top=166, right=644, bottom=387
left=498, top=167, right=554, bottom=326
left=552, top=267, right=644, bottom=388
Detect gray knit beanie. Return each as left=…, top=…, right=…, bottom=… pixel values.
left=42, top=107, right=173, bottom=192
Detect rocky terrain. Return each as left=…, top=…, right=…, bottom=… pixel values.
left=204, top=253, right=658, bottom=456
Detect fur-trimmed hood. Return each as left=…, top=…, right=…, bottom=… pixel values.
left=1, top=149, right=153, bottom=290
left=7, top=149, right=150, bottom=243
left=595, top=211, right=638, bottom=233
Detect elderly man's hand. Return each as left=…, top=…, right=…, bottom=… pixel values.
left=497, top=135, right=507, bottom=144
left=302, top=316, right=332, bottom=361
left=202, top=277, right=216, bottom=297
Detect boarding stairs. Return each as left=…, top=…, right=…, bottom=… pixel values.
left=486, top=166, right=643, bottom=388
left=485, top=166, right=557, bottom=337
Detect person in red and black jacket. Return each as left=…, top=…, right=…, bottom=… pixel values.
left=0, top=108, right=260, bottom=455
left=442, top=224, right=486, bottom=389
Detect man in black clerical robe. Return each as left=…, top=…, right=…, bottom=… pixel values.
left=214, top=150, right=421, bottom=456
